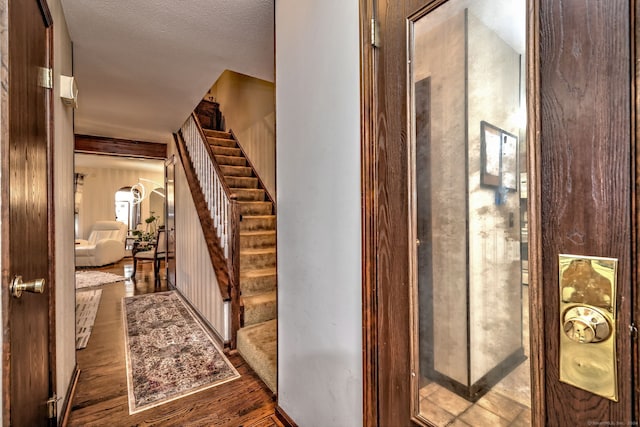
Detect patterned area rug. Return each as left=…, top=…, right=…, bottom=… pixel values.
left=76, top=270, right=125, bottom=289
left=76, top=289, right=103, bottom=349
left=122, top=291, right=240, bottom=414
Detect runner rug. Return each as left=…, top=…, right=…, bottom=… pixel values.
left=122, top=291, right=240, bottom=414
left=76, top=289, right=103, bottom=349
left=76, top=270, right=125, bottom=289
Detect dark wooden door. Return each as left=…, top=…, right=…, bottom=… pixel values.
left=537, top=0, right=634, bottom=424
left=5, top=0, right=53, bottom=425
left=362, top=0, right=637, bottom=425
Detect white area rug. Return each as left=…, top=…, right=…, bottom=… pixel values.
left=76, top=270, right=125, bottom=289
left=76, top=289, right=103, bottom=349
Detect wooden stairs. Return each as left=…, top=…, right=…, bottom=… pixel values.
left=203, top=129, right=277, bottom=393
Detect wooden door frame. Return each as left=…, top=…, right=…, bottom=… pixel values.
left=360, top=0, right=638, bottom=425
left=633, top=0, right=640, bottom=421
left=0, top=0, right=56, bottom=423
left=359, top=0, right=377, bottom=425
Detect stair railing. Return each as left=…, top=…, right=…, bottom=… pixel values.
left=176, top=113, right=241, bottom=347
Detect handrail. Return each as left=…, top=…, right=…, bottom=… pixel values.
left=177, top=114, right=241, bottom=348
left=229, top=129, right=277, bottom=214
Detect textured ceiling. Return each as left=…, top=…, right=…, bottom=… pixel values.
left=61, top=0, right=274, bottom=144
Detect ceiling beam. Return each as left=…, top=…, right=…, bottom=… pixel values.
left=74, top=134, right=167, bottom=159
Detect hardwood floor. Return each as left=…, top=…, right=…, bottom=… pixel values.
left=67, top=259, right=280, bottom=427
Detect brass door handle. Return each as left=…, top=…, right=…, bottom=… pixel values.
left=563, top=305, right=611, bottom=344
left=10, top=276, right=45, bottom=298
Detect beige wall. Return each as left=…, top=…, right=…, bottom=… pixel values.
left=206, top=70, right=276, bottom=196
left=75, top=164, right=164, bottom=239
left=50, top=0, right=76, bottom=416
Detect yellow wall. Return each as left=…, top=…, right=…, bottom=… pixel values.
left=206, top=70, right=276, bottom=196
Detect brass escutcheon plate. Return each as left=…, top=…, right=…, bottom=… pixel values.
left=558, top=254, right=618, bottom=401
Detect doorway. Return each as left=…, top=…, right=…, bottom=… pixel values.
left=361, top=0, right=637, bottom=425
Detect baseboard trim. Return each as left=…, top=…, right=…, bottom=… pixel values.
left=173, top=288, right=226, bottom=349
left=60, top=366, right=81, bottom=427
left=275, top=406, right=297, bottom=427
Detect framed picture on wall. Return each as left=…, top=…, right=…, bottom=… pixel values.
left=480, top=121, right=518, bottom=191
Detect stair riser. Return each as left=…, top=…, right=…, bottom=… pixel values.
left=215, top=155, right=246, bottom=166
left=233, top=189, right=265, bottom=202
left=240, top=216, right=276, bottom=231
left=241, top=233, right=276, bottom=249
left=240, top=252, right=276, bottom=271
left=239, top=203, right=272, bottom=216
left=240, top=274, right=277, bottom=295
left=204, top=129, right=233, bottom=139
left=220, top=165, right=253, bottom=177
left=225, top=176, right=258, bottom=189
left=207, top=137, right=236, bottom=148
left=211, top=146, right=242, bottom=157
left=243, top=299, right=277, bottom=326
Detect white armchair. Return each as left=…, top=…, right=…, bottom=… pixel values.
left=75, top=221, right=128, bottom=267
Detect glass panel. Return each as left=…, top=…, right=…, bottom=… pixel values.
left=409, top=0, right=530, bottom=425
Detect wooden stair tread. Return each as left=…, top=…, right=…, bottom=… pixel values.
left=208, top=137, right=237, bottom=148
left=232, top=188, right=265, bottom=202
left=240, top=230, right=276, bottom=237
left=203, top=129, right=233, bottom=139
left=224, top=176, right=259, bottom=188
left=238, top=201, right=271, bottom=206
left=242, top=214, right=276, bottom=220
left=215, top=154, right=245, bottom=160
left=241, top=290, right=276, bottom=304
left=241, top=247, right=276, bottom=255
left=232, top=188, right=265, bottom=195
left=240, top=267, right=277, bottom=278
left=211, top=146, right=242, bottom=156
left=215, top=155, right=247, bottom=167
left=220, top=165, right=253, bottom=177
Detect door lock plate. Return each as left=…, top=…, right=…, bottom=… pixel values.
left=559, top=254, right=618, bottom=401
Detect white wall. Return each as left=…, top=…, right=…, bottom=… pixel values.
left=50, top=0, right=77, bottom=417
left=172, top=143, right=228, bottom=341
left=275, top=1, right=362, bottom=426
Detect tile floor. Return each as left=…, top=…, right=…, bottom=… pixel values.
left=417, top=285, right=531, bottom=427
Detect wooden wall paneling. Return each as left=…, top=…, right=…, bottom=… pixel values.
left=539, top=0, right=633, bottom=423
left=74, top=134, right=167, bottom=159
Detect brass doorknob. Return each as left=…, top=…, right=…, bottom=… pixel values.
left=10, top=276, right=45, bottom=298
left=563, top=305, right=611, bottom=344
